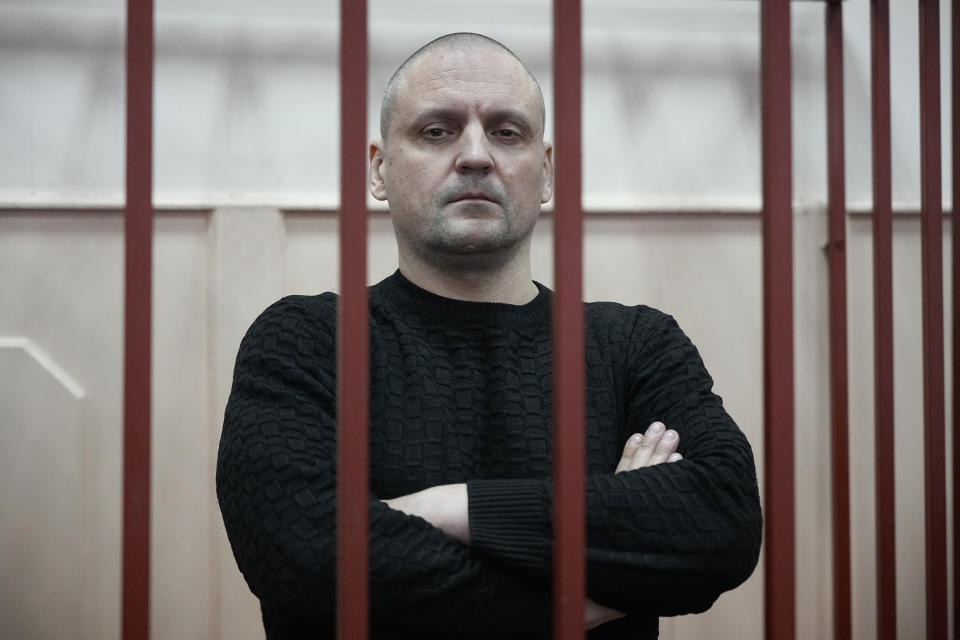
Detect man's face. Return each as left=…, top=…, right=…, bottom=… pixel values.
left=369, top=46, right=554, bottom=267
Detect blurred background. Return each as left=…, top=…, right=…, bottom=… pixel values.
left=0, top=0, right=953, bottom=638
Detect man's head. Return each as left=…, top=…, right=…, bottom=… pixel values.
left=379, top=33, right=546, bottom=141
left=368, top=33, right=554, bottom=274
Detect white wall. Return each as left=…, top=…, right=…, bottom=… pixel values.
left=0, top=0, right=952, bottom=208
left=0, top=1, right=954, bottom=639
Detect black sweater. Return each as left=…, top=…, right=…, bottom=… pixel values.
left=216, top=271, right=762, bottom=639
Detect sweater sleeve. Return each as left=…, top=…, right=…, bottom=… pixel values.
left=466, top=309, right=762, bottom=618
left=216, top=297, right=552, bottom=638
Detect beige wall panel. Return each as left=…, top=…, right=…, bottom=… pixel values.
left=792, top=211, right=834, bottom=640
left=846, top=215, right=954, bottom=640
left=0, top=212, right=123, bottom=640
left=0, top=347, right=84, bottom=640
left=151, top=211, right=216, bottom=640
left=283, top=214, right=341, bottom=294
left=889, top=217, right=927, bottom=639
left=283, top=212, right=401, bottom=294
left=848, top=215, right=880, bottom=640
left=886, top=217, right=953, bottom=639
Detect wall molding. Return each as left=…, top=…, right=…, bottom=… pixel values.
left=0, top=337, right=86, bottom=399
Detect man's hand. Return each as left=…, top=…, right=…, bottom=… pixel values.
left=615, top=421, right=682, bottom=473
left=589, top=422, right=681, bottom=629
left=384, top=483, right=470, bottom=544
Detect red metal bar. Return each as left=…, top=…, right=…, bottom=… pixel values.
left=824, top=4, right=850, bottom=639
left=122, top=0, right=154, bottom=638
left=953, top=0, right=960, bottom=633
left=337, top=3, right=369, bottom=640
left=869, top=1, right=897, bottom=638
left=552, top=1, right=585, bottom=639
left=917, top=1, right=947, bottom=638
left=760, top=1, right=796, bottom=639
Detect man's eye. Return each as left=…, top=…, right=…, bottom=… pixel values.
left=495, top=129, right=518, bottom=137
left=425, top=128, right=448, bottom=138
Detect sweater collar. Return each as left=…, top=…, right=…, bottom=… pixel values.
left=372, top=270, right=553, bottom=327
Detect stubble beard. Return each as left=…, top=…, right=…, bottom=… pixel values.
left=398, top=198, right=537, bottom=272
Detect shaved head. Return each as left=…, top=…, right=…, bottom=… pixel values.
left=379, top=32, right=546, bottom=140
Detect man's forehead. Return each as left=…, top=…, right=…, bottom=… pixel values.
left=405, top=47, right=528, bottom=92
left=408, top=74, right=535, bottom=109
left=395, top=47, right=542, bottom=121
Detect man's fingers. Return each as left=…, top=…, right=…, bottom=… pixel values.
left=643, top=427, right=678, bottom=466
left=631, top=421, right=669, bottom=468
left=616, top=422, right=682, bottom=473
left=615, top=432, right=644, bottom=473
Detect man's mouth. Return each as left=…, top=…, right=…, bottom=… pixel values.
left=451, top=192, right=495, bottom=203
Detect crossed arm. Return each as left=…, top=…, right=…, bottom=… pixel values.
left=384, top=421, right=683, bottom=629
left=384, top=421, right=683, bottom=544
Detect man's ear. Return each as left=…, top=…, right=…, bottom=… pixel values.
left=540, top=141, right=555, bottom=204
left=369, top=140, right=388, bottom=201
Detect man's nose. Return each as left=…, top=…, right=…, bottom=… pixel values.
left=455, top=124, right=493, bottom=173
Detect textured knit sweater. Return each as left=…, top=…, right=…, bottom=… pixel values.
left=216, top=271, right=762, bottom=639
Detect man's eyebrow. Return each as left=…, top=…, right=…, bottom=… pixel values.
left=410, top=107, right=537, bottom=132
left=410, top=107, right=464, bottom=127
left=486, top=108, right=536, bottom=132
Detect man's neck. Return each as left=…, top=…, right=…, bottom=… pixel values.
left=397, top=254, right=538, bottom=305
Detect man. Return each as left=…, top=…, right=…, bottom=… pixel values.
left=217, top=33, right=762, bottom=639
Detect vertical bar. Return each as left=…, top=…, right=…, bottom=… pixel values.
left=824, top=4, right=850, bottom=639
left=760, top=1, right=796, bottom=639
left=552, top=1, right=585, bottom=639
left=953, top=0, right=960, bottom=634
left=122, top=0, right=154, bottom=639
left=917, top=1, right=947, bottom=638
left=337, top=3, right=369, bottom=640
left=870, top=1, right=897, bottom=637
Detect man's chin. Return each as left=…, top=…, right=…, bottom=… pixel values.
left=437, top=239, right=508, bottom=256
left=427, top=231, right=517, bottom=261
left=436, top=219, right=510, bottom=249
